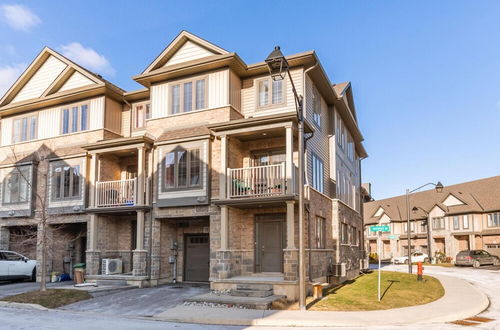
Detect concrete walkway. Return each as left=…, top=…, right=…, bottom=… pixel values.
left=153, top=273, right=489, bottom=327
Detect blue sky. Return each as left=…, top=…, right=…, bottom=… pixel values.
left=0, top=1, right=499, bottom=199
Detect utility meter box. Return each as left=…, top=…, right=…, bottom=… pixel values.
left=168, top=256, right=176, bottom=264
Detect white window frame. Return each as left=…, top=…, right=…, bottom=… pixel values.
left=453, top=215, right=460, bottom=230
left=132, top=101, right=151, bottom=130
left=256, top=77, right=285, bottom=109
left=169, top=77, right=208, bottom=115
left=463, top=215, right=469, bottom=229
left=61, top=103, right=89, bottom=135
left=161, top=147, right=202, bottom=192
left=432, top=217, right=445, bottom=230
left=51, top=164, right=81, bottom=201
left=2, top=167, right=30, bottom=204
left=312, top=88, right=321, bottom=129
left=311, top=153, right=324, bottom=193
left=314, top=216, right=325, bottom=249
left=12, top=114, right=38, bottom=144
left=488, top=213, right=500, bottom=227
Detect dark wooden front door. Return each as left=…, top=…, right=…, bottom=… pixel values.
left=184, top=234, right=209, bottom=282
left=255, top=214, right=284, bottom=273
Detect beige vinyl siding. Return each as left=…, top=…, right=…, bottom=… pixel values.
left=89, top=96, right=105, bottom=130
left=121, top=105, right=132, bottom=137
left=241, top=67, right=302, bottom=118
left=12, top=56, right=67, bottom=103
left=0, top=117, right=13, bottom=146
left=304, top=74, right=331, bottom=197
left=164, top=40, right=215, bottom=66
left=208, top=69, right=229, bottom=109
left=229, top=70, right=241, bottom=111
left=150, top=69, right=229, bottom=120
left=58, top=71, right=95, bottom=92
left=38, top=107, right=61, bottom=139
left=104, top=97, right=122, bottom=135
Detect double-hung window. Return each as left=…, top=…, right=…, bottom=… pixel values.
left=257, top=78, right=284, bottom=108
left=163, top=148, right=201, bottom=191
left=453, top=216, right=460, bottom=230
left=312, top=153, right=324, bottom=193
left=133, top=102, right=151, bottom=129
left=312, top=89, right=321, bottom=128
left=462, top=215, right=469, bottom=229
left=2, top=167, right=29, bottom=204
left=488, top=213, right=500, bottom=227
left=52, top=165, right=81, bottom=200
left=61, top=104, right=88, bottom=134
left=12, top=115, right=37, bottom=143
left=314, top=217, right=325, bottom=249
left=340, top=223, right=348, bottom=244
left=170, top=78, right=207, bottom=114
left=432, top=217, right=445, bottom=230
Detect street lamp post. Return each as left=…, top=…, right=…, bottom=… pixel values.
left=405, top=181, right=443, bottom=274
left=412, top=206, right=433, bottom=264
left=265, top=46, right=306, bottom=311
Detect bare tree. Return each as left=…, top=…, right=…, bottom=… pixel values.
left=5, top=145, right=84, bottom=291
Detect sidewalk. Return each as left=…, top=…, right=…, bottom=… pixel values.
left=153, top=273, right=489, bottom=327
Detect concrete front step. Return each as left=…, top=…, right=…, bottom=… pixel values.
left=186, top=293, right=286, bottom=310
left=231, top=284, right=273, bottom=297
left=95, top=279, right=128, bottom=286
left=236, top=283, right=273, bottom=291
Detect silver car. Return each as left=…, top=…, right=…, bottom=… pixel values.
left=0, top=251, right=37, bottom=281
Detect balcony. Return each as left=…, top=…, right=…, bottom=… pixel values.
left=96, top=178, right=136, bottom=207
left=227, top=163, right=295, bottom=199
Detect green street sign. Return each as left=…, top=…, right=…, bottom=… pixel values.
left=388, top=235, right=398, bottom=239
left=370, top=225, right=390, bottom=232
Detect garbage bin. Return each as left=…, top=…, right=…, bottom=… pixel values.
left=73, top=263, right=86, bottom=285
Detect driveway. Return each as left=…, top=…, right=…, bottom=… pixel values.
left=376, top=264, right=500, bottom=329
left=60, top=283, right=209, bottom=317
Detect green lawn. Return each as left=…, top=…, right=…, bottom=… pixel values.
left=2, top=289, right=91, bottom=308
left=309, top=271, right=444, bottom=311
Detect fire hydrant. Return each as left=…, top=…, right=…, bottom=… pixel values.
left=417, top=261, right=424, bottom=281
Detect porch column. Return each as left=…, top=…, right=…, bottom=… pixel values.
left=88, top=153, right=99, bottom=207
left=220, top=205, right=229, bottom=250
left=285, top=125, right=294, bottom=194
left=469, top=234, right=476, bottom=250
left=136, top=210, right=145, bottom=250
left=220, top=135, right=228, bottom=199
left=146, top=148, right=153, bottom=205
left=86, top=214, right=101, bottom=275
left=0, top=227, right=9, bottom=250
left=286, top=201, right=296, bottom=249
left=137, top=146, right=146, bottom=205
left=133, top=210, right=147, bottom=277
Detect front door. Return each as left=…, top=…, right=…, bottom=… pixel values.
left=255, top=214, right=284, bottom=273
left=184, top=234, right=209, bottom=282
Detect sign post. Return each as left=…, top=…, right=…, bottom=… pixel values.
left=370, top=225, right=390, bottom=302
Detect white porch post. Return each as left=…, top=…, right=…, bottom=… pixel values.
left=89, top=153, right=99, bottom=207
left=286, top=201, right=296, bottom=249
left=137, top=146, right=145, bottom=205
left=220, top=135, right=228, bottom=199
left=285, top=125, right=294, bottom=194
left=220, top=205, right=229, bottom=250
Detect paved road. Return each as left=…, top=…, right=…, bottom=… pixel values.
left=0, top=280, right=71, bottom=298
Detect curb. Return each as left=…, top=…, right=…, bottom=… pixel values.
left=0, top=301, right=48, bottom=311
left=152, top=274, right=490, bottom=327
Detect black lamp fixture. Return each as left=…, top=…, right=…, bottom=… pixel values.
left=265, top=46, right=289, bottom=81
left=412, top=206, right=419, bottom=214
left=435, top=181, right=444, bottom=193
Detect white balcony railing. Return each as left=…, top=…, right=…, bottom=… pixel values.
left=227, top=163, right=290, bottom=198
left=96, top=178, right=136, bottom=207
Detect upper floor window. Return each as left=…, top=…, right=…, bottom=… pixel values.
left=335, top=114, right=346, bottom=150
left=453, top=215, right=460, bottom=230
left=162, top=148, right=201, bottom=191
left=314, top=216, right=325, bottom=249
left=488, top=213, right=500, bottom=227
left=340, top=222, right=348, bottom=244
left=312, top=153, right=324, bottom=193
left=2, top=167, right=29, bottom=204
left=463, top=215, right=469, bottom=229
left=62, top=104, right=88, bottom=135
left=404, top=222, right=415, bottom=233
left=312, top=90, right=321, bottom=128
left=170, top=78, right=207, bottom=114
left=133, top=102, right=151, bottom=129
left=12, top=115, right=37, bottom=143
left=52, top=165, right=81, bottom=200
left=347, top=136, right=355, bottom=162
left=432, top=217, right=445, bottom=229
left=257, top=78, right=284, bottom=108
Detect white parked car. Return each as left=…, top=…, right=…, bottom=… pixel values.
left=393, top=252, right=429, bottom=264
left=0, top=250, right=37, bottom=282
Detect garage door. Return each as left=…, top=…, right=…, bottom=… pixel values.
left=485, top=244, right=500, bottom=258
left=184, top=234, right=209, bottom=282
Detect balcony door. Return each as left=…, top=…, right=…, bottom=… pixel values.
left=255, top=214, right=285, bottom=273
left=252, top=149, right=285, bottom=167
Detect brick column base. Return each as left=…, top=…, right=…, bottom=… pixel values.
left=133, top=250, right=148, bottom=276
left=0, top=227, right=9, bottom=250
left=86, top=251, right=101, bottom=275
left=214, top=251, right=232, bottom=279
left=284, top=249, right=298, bottom=281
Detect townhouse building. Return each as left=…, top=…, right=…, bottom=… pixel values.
left=364, top=176, right=500, bottom=261
left=0, top=31, right=367, bottom=299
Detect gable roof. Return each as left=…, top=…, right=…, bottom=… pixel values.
left=142, top=30, right=229, bottom=74
left=0, top=47, right=123, bottom=112
left=442, top=193, right=466, bottom=207
left=364, top=175, right=500, bottom=225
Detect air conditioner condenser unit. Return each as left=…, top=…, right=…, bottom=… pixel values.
left=102, top=258, right=123, bottom=275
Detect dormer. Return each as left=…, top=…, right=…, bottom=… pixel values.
left=442, top=193, right=466, bottom=207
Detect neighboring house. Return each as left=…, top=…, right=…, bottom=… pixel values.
left=0, top=31, right=367, bottom=299
left=364, top=176, right=500, bottom=261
